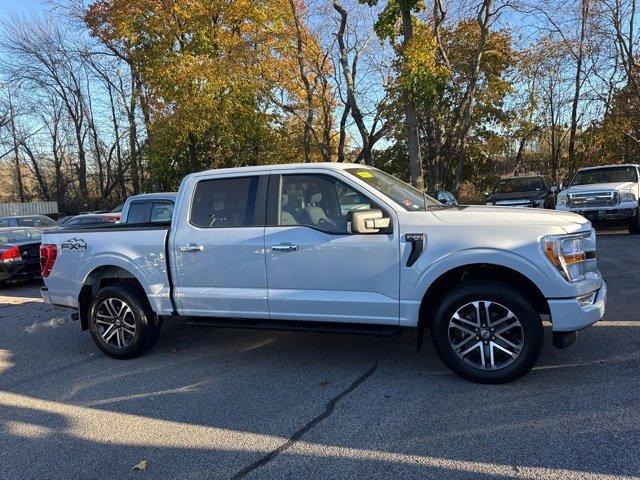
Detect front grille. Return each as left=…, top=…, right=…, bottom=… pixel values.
left=568, top=191, right=618, bottom=208
left=494, top=199, right=532, bottom=207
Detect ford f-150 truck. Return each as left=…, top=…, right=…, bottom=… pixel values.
left=39, top=163, right=606, bottom=383
left=556, top=164, right=640, bottom=234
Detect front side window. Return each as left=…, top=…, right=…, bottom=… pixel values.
left=279, top=174, right=374, bottom=234
left=191, top=176, right=260, bottom=228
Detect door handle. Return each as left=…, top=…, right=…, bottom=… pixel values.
left=179, top=243, right=204, bottom=253
left=271, top=243, right=298, bottom=252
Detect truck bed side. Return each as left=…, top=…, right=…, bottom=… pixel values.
left=42, top=224, right=172, bottom=316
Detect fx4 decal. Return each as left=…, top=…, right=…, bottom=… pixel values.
left=61, top=238, right=87, bottom=251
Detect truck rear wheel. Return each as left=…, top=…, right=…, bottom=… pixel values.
left=430, top=281, right=544, bottom=384
left=628, top=209, right=640, bottom=234
left=88, top=283, right=161, bottom=359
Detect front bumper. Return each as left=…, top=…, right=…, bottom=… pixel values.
left=557, top=203, right=637, bottom=220
left=548, top=280, right=607, bottom=332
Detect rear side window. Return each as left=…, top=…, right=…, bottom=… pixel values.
left=127, top=202, right=151, bottom=223
left=150, top=202, right=173, bottom=223
left=191, top=176, right=260, bottom=228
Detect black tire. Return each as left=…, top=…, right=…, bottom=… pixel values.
left=88, top=282, right=160, bottom=359
left=628, top=209, right=640, bottom=234
left=430, top=280, right=544, bottom=384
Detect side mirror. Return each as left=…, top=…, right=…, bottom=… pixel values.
left=484, top=192, right=491, bottom=198
left=349, top=209, right=391, bottom=234
left=551, top=186, right=559, bottom=194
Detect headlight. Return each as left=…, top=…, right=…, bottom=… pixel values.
left=620, top=191, right=637, bottom=202
left=543, top=233, right=590, bottom=282
left=557, top=194, right=567, bottom=206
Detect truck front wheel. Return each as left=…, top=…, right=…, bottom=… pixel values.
left=430, top=281, right=544, bottom=384
left=88, top=283, right=161, bottom=359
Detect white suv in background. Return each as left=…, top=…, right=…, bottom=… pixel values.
left=556, top=164, right=640, bottom=234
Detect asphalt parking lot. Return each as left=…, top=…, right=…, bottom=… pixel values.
left=1, top=229, right=639, bottom=480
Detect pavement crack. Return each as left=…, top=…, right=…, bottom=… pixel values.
left=232, top=355, right=379, bottom=479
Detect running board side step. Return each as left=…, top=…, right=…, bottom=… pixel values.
left=185, top=318, right=403, bottom=337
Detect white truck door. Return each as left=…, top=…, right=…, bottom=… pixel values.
left=264, top=172, right=400, bottom=325
left=171, top=173, right=269, bottom=318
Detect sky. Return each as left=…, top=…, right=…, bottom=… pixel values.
left=0, top=0, right=47, bottom=18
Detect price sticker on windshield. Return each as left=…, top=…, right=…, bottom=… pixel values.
left=356, top=171, right=373, bottom=178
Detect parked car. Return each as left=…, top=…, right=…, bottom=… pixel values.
left=57, top=216, right=76, bottom=227
left=62, top=213, right=121, bottom=227
left=40, top=163, right=605, bottom=384
left=485, top=175, right=557, bottom=209
left=120, top=192, right=176, bottom=224
left=556, top=164, right=640, bottom=234
left=429, top=190, right=458, bottom=206
left=0, top=215, right=58, bottom=230
left=45, top=212, right=70, bottom=222
left=0, top=227, right=42, bottom=286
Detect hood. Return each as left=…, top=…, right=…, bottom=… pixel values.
left=429, top=205, right=589, bottom=231
left=486, top=190, right=546, bottom=202
left=563, top=182, right=636, bottom=193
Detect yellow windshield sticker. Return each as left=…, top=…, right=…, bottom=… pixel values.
left=356, top=171, right=374, bottom=178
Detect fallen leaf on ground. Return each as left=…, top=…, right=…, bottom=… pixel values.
left=132, top=460, right=148, bottom=471
left=320, top=380, right=329, bottom=388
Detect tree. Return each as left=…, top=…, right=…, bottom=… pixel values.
left=1, top=16, right=91, bottom=201
left=360, top=0, right=425, bottom=189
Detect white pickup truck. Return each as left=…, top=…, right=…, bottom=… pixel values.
left=40, top=163, right=606, bottom=383
left=556, top=164, right=640, bottom=234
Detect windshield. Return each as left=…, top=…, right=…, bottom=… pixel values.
left=344, top=168, right=440, bottom=211
left=570, top=166, right=638, bottom=186
left=493, top=177, right=545, bottom=194
left=0, top=228, right=42, bottom=244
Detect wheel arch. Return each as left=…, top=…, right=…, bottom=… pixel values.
left=78, top=265, right=152, bottom=331
left=418, top=263, right=549, bottom=331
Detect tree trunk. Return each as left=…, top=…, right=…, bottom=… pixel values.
left=188, top=132, right=198, bottom=172
left=73, top=121, right=89, bottom=201
left=337, top=100, right=350, bottom=162
left=568, top=0, right=589, bottom=178
left=8, top=93, right=26, bottom=202
left=452, top=0, right=494, bottom=194
left=399, top=0, right=423, bottom=190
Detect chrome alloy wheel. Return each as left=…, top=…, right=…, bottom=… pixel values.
left=448, top=301, right=524, bottom=370
left=94, top=298, right=136, bottom=348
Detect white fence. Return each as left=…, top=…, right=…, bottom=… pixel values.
left=0, top=201, right=58, bottom=217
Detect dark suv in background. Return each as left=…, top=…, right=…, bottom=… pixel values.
left=485, top=175, right=557, bottom=209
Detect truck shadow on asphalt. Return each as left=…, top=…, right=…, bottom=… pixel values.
left=1, top=314, right=639, bottom=480
left=2, top=229, right=639, bottom=479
